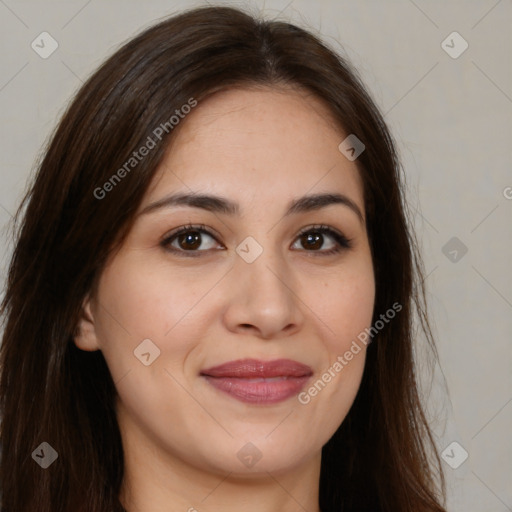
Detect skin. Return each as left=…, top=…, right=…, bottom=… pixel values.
left=75, top=86, right=375, bottom=512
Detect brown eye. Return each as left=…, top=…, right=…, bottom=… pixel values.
left=292, top=225, right=352, bottom=255
left=162, top=225, right=222, bottom=255
left=177, top=231, right=202, bottom=250
left=300, top=232, right=324, bottom=250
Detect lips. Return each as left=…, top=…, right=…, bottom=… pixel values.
left=200, top=358, right=313, bottom=404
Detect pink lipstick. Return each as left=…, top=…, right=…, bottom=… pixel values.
left=200, top=358, right=313, bottom=404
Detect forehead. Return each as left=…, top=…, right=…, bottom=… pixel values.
left=144, top=86, right=364, bottom=209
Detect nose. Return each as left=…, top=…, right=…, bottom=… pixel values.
left=222, top=250, right=305, bottom=340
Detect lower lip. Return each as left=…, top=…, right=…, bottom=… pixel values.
left=202, top=375, right=311, bottom=404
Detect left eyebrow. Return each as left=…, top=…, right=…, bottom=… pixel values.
left=139, top=191, right=364, bottom=224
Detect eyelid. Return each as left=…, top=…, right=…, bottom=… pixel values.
left=295, top=224, right=348, bottom=240
left=162, top=223, right=221, bottom=241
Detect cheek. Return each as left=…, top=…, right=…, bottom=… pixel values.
left=297, top=266, right=374, bottom=436
left=311, top=265, right=375, bottom=353
left=91, top=253, right=232, bottom=391
left=95, top=255, right=223, bottom=341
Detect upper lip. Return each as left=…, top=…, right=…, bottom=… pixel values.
left=200, top=358, right=313, bottom=378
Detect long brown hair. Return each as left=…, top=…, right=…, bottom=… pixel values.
left=0, top=5, right=446, bottom=511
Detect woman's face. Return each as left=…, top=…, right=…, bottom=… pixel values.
left=75, top=86, right=375, bottom=477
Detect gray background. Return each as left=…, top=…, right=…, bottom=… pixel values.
left=0, top=0, right=511, bottom=510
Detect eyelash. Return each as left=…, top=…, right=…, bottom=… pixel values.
left=160, top=223, right=353, bottom=258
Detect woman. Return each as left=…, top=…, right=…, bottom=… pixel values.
left=0, top=5, right=447, bottom=511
